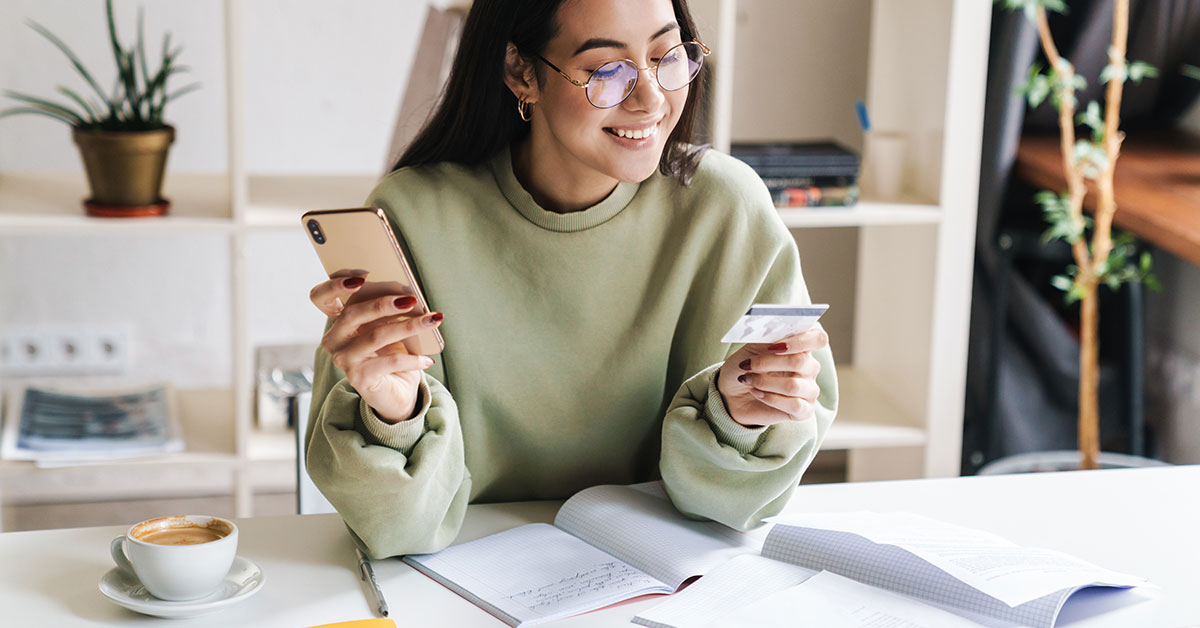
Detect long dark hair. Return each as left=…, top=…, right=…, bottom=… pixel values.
left=390, top=0, right=709, bottom=184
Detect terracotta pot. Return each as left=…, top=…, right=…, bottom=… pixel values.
left=72, top=126, right=174, bottom=216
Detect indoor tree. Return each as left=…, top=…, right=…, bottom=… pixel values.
left=997, top=0, right=1160, bottom=470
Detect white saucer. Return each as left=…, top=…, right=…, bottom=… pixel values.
left=99, top=555, right=265, bottom=619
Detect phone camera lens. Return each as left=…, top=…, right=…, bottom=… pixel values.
left=308, top=219, right=326, bottom=244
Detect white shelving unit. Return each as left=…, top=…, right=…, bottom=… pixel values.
left=0, top=0, right=990, bottom=517
left=697, top=0, right=990, bottom=480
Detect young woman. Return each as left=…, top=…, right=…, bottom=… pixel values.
left=305, top=0, right=837, bottom=558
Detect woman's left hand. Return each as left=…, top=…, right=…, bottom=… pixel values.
left=716, top=328, right=829, bottom=427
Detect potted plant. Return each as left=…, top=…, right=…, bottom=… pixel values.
left=0, top=0, right=199, bottom=217
left=992, top=0, right=1170, bottom=471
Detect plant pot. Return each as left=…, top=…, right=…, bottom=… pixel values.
left=977, top=450, right=1170, bottom=475
left=72, top=125, right=174, bottom=217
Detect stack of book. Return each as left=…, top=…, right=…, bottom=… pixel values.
left=731, top=141, right=860, bottom=208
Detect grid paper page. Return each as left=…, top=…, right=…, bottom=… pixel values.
left=763, top=525, right=1080, bottom=628
left=554, top=484, right=759, bottom=588
left=404, top=523, right=672, bottom=627
left=628, top=480, right=669, bottom=499
left=710, top=571, right=995, bottom=628
left=770, top=512, right=1144, bottom=606
left=632, top=554, right=817, bottom=628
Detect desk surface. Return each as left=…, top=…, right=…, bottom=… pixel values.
left=2, top=466, right=1197, bottom=627
left=1015, top=130, right=1200, bottom=266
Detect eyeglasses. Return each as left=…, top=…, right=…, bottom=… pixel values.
left=535, top=40, right=710, bottom=109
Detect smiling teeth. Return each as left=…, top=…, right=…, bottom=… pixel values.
left=612, top=124, right=658, bottom=140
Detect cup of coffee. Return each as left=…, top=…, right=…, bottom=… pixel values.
left=110, top=515, right=238, bottom=601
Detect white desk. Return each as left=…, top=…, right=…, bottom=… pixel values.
left=2, top=466, right=1197, bottom=627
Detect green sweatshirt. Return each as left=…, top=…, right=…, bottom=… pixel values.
left=305, top=146, right=838, bottom=558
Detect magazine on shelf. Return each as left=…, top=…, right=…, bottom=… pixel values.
left=0, top=382, right=183, bottom=463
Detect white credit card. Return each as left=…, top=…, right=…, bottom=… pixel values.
left=721, top=304, right=829, bottom=344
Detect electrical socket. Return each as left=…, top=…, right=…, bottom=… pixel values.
left=0, top=324, right=133, bottom=376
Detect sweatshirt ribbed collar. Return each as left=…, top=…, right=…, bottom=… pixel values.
left=489, top=146, right=640, bottom=233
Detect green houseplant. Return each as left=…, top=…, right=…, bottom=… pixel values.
left=0, top=0, right=199, bottom=217
left=995, top=0, right=1169, bottom=471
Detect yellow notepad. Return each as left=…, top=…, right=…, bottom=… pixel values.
left=305, top=620, right=396, bottom=628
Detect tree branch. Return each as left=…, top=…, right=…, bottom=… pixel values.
left=1093, top=0, right=1130, bottom=270
left=1036, top=5, right=1092, bottom=272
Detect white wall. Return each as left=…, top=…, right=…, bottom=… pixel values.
left=239, top=0, right=425, bottom=174
left=0, top=0, right=229, bottom=172
left=0, top=234, right=234, bottom=387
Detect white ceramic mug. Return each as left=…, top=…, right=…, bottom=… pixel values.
left=110, top=515, right=238, bottom=601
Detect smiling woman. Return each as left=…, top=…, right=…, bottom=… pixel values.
left=396, top=0, right=710, bottom=210
left=303, top=0, right=839, bottom=559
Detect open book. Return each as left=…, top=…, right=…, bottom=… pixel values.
left=403, top=483, right=757, bottom=627
left=405, top=483, right=1148, bottom=628
left=635, top=511, right=1148, bottom=628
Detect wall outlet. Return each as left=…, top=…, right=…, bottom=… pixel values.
left=0, top=324, right=134, bottom=376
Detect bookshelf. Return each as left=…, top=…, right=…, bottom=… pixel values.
left=693, top=0, right=989, bottom=480
left=0, top=0, right=989, bottom=520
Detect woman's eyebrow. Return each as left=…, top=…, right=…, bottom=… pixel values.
left=570, top=22, right=681, bottom=57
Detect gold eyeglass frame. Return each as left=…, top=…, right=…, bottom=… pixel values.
left=535, top=40, right=711, bottom=108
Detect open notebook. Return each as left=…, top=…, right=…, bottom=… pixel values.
left=406, top=485, right=1147, bottom=628
left=634, top=512, right=1148, bottom=628
left=402, top=483, right=757, bottom=627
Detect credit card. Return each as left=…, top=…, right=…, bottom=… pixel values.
left=720, top=304, right=829, bottom=344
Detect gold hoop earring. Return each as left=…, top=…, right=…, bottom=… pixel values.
left=517, top=98, right=532, bottom=122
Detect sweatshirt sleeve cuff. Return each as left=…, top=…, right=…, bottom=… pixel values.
left=357, top=376, right=433, bottom=453
left=704, top=369, right=769, bottom=455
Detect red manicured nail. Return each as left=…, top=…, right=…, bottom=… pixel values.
left=767, top=343, right=788, bottom=352
left=737, top=374, right=749, bottom=384
left=395, top=296, right=417, bottom=309
left=343, top=276, right=365, bottom=289
left=739, top=359, right=752, bottom=371
left=427, top=312, right=444, bottom=324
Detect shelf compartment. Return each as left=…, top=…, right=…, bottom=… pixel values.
left=0, top=387, right=238, bottom=504
left=776, top=198, right=941, bottom=229
left=822, top=366, right=926, bottom=450
left=244, top=174, right=381, bottom=228
left=0, top=172, right=234, bottom=234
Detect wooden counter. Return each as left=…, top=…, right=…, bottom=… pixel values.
left=1015, top=129, right=1200, bottom=266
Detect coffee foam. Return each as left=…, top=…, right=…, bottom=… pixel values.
left=131, top=515, right=233, bottom=545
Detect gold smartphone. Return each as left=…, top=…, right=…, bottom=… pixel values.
left=301, top=207, right=444, bottom=356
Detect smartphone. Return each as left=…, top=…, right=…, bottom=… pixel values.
left=301, top=207, right=444, bottom=356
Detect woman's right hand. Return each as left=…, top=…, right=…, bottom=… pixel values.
left=309, top=275, right=442, bottom=424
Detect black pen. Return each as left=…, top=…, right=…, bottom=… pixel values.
left=355, top=547, right=390, bottom=617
